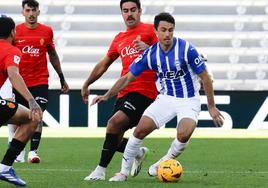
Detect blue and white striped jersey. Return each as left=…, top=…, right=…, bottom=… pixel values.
left=130, top=37, right=206, bottom=98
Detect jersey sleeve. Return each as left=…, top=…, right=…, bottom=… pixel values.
left=106, top=36, right=119, bottom=60
left=187, top=44, right=206, bottom=74
left=129, top=49, right=150, bottom=77
left=47, top=27, right=56, bottom=50
left=4, top=48, right=21, bottom=70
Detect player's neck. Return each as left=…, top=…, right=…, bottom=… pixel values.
left=160, top=42, right=173, bottom=53
left=25, top=22, right=38, bottom=29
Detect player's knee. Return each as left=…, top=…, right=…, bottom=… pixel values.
left=177, top=133, right=190, bottom=143
left=107, top=118, right=125, bottom=133
left=133, top=128, right=146, bottom=139
left=31, top=119, right=39, bottom=129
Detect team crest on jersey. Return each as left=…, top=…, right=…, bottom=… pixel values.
left=40, top=38, right=45, bottom=46
left=13, top=55, right=20, bottom=64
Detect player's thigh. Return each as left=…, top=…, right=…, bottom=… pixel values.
left=0, top=97, right=19, bottom=126
left=107, top=110, right=130, bottom=134
left=133, top=116, right=157, bottom=139
left=111, top=92, right=154, bottom=130
left=176, top=98, right=200, bottom=140
left=8, top=104, right=32, bottom=125
left=29, top=85, right=48, bottom=111
left=143, top=95, right=176, bottom=129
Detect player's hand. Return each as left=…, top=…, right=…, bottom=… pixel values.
left=208, top=106, right=224, bottom=127
left=61, top=80, right=69, bottom=93
left=28, top=98, right=43, bottom=122
left=133, top=35, right=148, bottom=52
left=90, top=95, right=108, bottom=106
left=81, top=85, right=90, bottom=104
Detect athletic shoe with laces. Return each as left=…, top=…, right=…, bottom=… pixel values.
left=148, top=164, right=158, bottom=177
left=28, top=151, right=41, bottom=163
left=84, top=169, right=105, bottom=181
left=130, top=147, right=149, bottom=177
left=109, top=172, right=127, bottom=182
left=0, top=167, right=26, bottom=186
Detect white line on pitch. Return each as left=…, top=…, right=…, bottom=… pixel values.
left=17, top=168, right=268, bottom=174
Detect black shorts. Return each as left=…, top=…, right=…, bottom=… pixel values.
left=112, top=92, right=154, bottom=129
left=13, top=84, right=48, bottom=111
left=0, top=96, right=18, bottom=126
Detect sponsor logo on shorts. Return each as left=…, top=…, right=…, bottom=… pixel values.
left=7, top=102, right=16, bottom=109
left=35, top=96, right=48, bottom=104
left=123, top=101, right=136, bottom=111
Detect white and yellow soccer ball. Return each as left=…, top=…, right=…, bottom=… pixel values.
left=157, top=159, right=183, bottom=182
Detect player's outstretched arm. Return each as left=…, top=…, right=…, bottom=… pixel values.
left=81, top=56, right=114, bottom=104
left=199, top=69, right=224, bottom=127
left=47, top=47, right=69, bottom=93
left=7, top=66, right=43, bottom=121
left=91, top=72, right=136, bottom=106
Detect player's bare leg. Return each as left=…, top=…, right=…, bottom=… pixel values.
left=109, top=116, right=156, bottom=182
left=148, top=118, right=196, bottom=176
left=0, top=105, right=40, bottom=187
left=84, top=111, right=129, bottom=181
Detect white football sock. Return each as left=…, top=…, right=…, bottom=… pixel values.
left=135, top=147, right=144, bottom=159
left=7, top=124, right=16, bottom=143
left=0, top=163, right=11, bottom=172
left=120, top=135, right=143, bottom=176
left=153, top=139, right=189, bottom=167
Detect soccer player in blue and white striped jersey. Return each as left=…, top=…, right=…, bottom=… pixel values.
left=91, top=12, right=224, bottom=181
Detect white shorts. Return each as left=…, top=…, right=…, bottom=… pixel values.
left=143, top=94, right=201, bottom=129
left=0, top=79, right=13, bottom=100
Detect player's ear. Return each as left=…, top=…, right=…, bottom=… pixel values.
left=37, top=9, right=40, bottom=16
left=10, top=29, right=15, bottom=39
left=154, top=28, right=158, bottom=37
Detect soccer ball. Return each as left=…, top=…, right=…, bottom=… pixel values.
left=157, top=159, right=183, bottom=182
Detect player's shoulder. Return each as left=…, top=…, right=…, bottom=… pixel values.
left=8, top=45, right=21, bottom=57
left=0, top=43, right=21, bottom=59
left=38, top=23, right=53, bottom=31
left=175, top=36, right=187, bottom=44
left=175, top=37, right=194, bottom=50
left=15, top=23, right=24, bottom=31
left=140, top=22, right=153, bottom=27
left=112, top=31, right=125, bottom=43
left=16, top=23, right=24, bottom=28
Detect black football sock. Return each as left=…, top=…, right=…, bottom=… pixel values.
left=1, top=139, right=26, bottom=166
left=99, top=133, right=118, bottom=168
left=117, top=138, right=128, bottom=153
left=30, top=132, right=42, bottom=151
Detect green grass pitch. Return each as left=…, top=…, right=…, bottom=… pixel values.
left=1, top=137, right=268, bottom=188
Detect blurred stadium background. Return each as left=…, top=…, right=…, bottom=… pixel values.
left=0, top=0, right=268, bottom=130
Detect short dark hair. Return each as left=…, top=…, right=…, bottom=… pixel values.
left=0, top=15, right=15, bottom=39
left=120, top=0, right=141, bottom=10
left=154, top=12, right=175, bottom=30
left=22, top=0, right=39, bottom=8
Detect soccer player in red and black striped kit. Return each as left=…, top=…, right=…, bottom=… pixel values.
left=9, top=0, right=69, bottom=163
left=81, top=0, right=158, bottom=180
